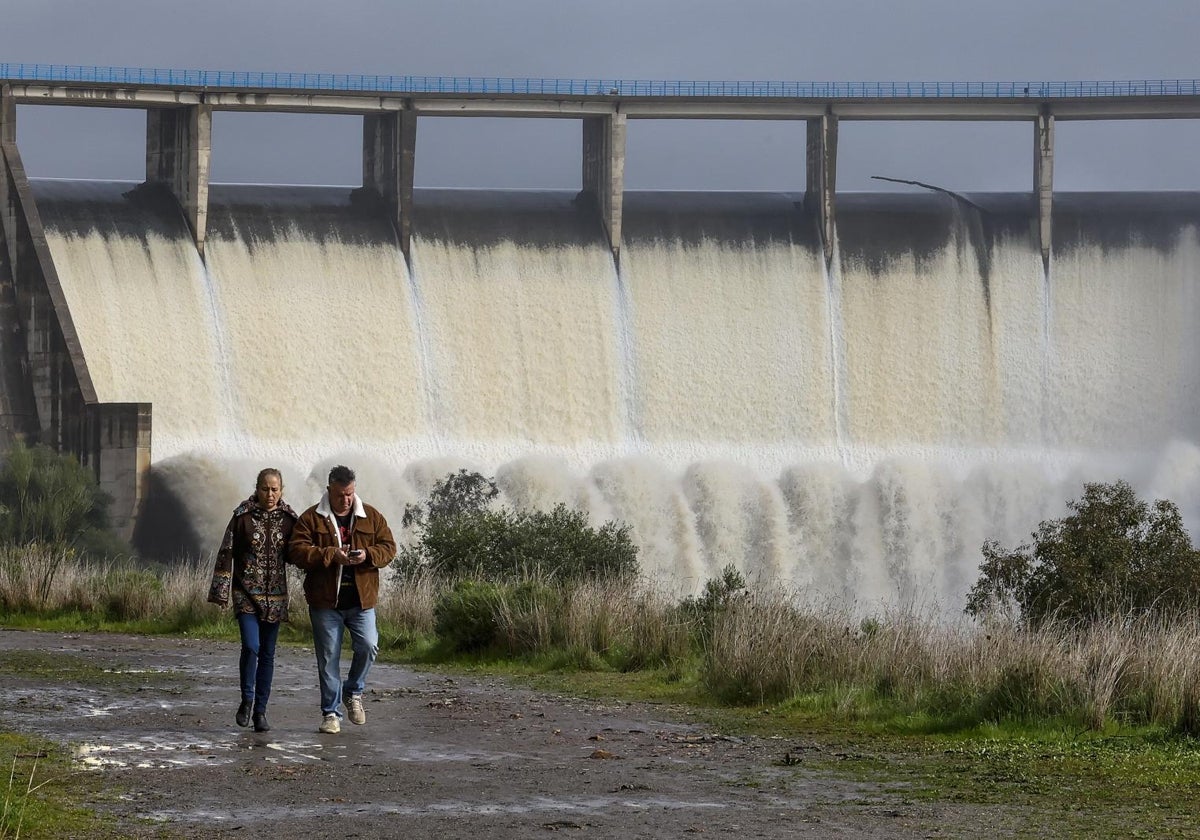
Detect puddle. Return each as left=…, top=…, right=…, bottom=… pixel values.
left=101, top=667, right=175, bottom=675
left=1, top=685, right=125, bottom=719
left=74, top=738, right=236, bottom=770
left=69, top=734, right=531, bottom=770
left=149, top=795, right=733, bottom=823
left=72, top=735, right=332, bottom=770
left=378, top=745, right=527, bottom=763
left=0, top=683, right=212, bottom=720
left=79, top=703, right=122, bottom=717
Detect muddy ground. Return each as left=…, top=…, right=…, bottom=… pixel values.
left=0, top=629, right=1030, bottom=838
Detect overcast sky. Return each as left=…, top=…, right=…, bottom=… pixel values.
left=2, top=0, right=1198, bottom=192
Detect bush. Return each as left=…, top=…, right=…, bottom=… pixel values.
left=678, top=564, right=747, bottom=644
left=965, top=480, right=1200, bottom=625
left=402, top=469, right=499, bottom=529
left=433, top=579, right=504, bottom=652
left=413, top=505, right=638, bottom=581
left=0, top=440, right=126, bottom=557
left=700, top=592, right=826, bottom=705
left=432, top=578, right=560, bottom=654
left=399, top=471, right=638, bottom=583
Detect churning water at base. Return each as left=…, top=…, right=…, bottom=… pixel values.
left=32, top=181, right=1200, bottom=610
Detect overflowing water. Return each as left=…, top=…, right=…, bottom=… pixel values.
left=31, top=180, right=1200, bottom=610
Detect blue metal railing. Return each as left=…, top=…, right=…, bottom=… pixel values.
left=2, top=64, right=1199, bottom=98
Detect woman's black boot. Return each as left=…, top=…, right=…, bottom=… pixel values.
left=236, top=700, right=253, bottom=728
left=253, top=710, right=271, bottom=732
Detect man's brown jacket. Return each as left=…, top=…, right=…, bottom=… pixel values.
left=287, top=492, right=396, bottom=609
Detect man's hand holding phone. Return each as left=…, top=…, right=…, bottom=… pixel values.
left=338, top=548, right=367, bottom=565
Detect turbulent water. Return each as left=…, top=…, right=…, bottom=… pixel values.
left=31, top=179, right=1200, bottom=609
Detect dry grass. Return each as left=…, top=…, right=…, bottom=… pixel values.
left=553, top=579, right=689, bottom=666
left=4, top=546, right=1200, bottom=731
left=0, top=545, right=219, bottom=628
left=700, top=586, right=1200, bottom=729
left=375, top=568, right=436, bottom=635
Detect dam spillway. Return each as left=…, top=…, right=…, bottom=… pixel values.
left=30, top=179, right=1200, bottom=608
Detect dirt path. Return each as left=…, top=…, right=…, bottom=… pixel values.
left=1, top=629, right=1005, bottom=838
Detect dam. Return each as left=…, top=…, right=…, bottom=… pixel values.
left=3, top=67, right=1200, bottom=610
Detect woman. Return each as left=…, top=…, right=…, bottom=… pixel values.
left=208, top=468, right=298, bottom=732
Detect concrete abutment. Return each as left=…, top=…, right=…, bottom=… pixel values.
left=1, top=85, right=149, bottom=542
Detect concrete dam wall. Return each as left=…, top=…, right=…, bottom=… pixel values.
left=29, top=180, right=1200, bottom=609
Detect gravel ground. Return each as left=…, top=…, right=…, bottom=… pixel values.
left=0, top=629, right=1022, bottom=839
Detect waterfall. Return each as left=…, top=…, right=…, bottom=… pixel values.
left=31, top=180, right=1200, bottom=610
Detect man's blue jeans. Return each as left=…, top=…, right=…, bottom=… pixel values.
left=236, top=612, right=280, bottom=715
left=309, top=606, right=379, bottom=717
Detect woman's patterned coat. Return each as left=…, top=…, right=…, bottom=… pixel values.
left=208, top=497, right=299, bottom=622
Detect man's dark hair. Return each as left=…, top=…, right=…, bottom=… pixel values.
left=328, top=465, right=356, bottom=487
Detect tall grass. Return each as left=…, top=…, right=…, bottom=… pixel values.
left=375, top=568, right=435, bottom=638
left=492, top=577, right=691, bottom=669
left=4, top=548, right=1200, bottom=733
left=0, top=545, right=216, bottom=630
left=701, top=587, right=1200, bottom=732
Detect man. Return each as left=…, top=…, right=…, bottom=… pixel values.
left=288, top=465, right=396, bottom=734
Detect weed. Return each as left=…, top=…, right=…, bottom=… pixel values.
left=0, top=736, right=106, bottom=839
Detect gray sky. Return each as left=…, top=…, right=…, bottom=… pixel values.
left=2, top=0, right=1198, bottom=191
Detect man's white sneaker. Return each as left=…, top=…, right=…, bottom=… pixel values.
left=345, top=693, right=366, bottom=725
left=319, top=713, right=341, bottom=734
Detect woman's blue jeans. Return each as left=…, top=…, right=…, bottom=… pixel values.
left=309, top=606, right=379, bottom=717
left=236, top=612, right=280, bottom=714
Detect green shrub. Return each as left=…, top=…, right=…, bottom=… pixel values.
left=678, top=564, right=747, bottom=643
left=701, top=595, right=809, bottom=705
left=0, top=440, right=127, bottom=558
left=965, top=481, right=1200, bottom=625
left=1176, top=679, right=1200, bottom=737
left=400, top=471, right=638, bottom=583
left=433, top=579, right=503, bottom=652
left=402, top=469, right=499, bottom=529
left=432, top=578, right=562, bottom=654
left=493, top=580, right=563, bottom=654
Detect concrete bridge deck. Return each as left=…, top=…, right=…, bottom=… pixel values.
left=4, top=64, right=1200, bottom=117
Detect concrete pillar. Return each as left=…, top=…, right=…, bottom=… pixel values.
left=1, top=86, right=15, bottom=276
left=0, top=143, right=38, bottom=447
left=362, top=109, right=416, bottom=258
left=1034, top=107, right=1054, bottom=269
left=146, top=104, right=211, bottom=257
left=2, top=134, right=94, bottom=437
left=0, top=85, right=13, bottom=145
left=84, top=403, right=152, bottom=542
left=1, top=87, right=16, bottom=275
left=805, top=112, right=839, bottom=264
left=581, top=112, right=626, bottom=258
